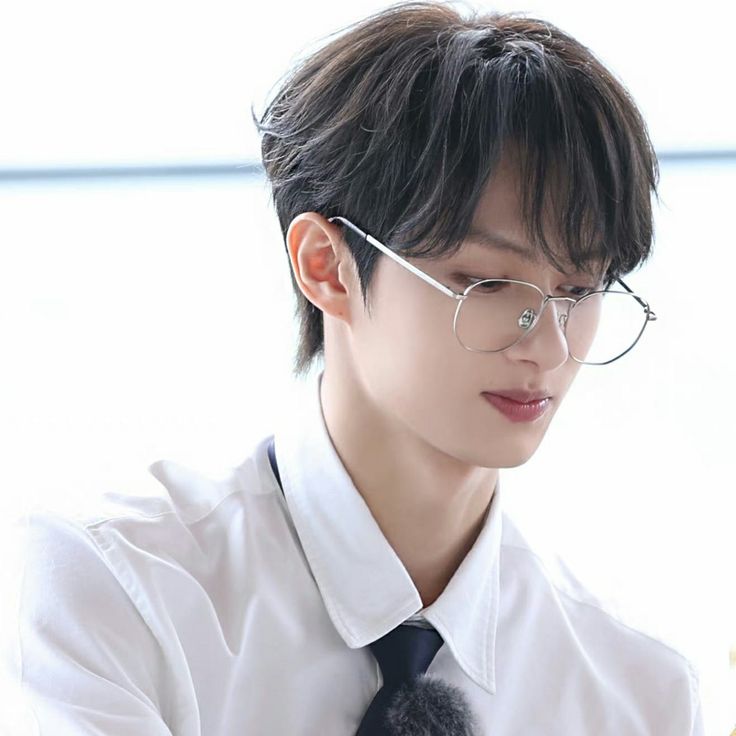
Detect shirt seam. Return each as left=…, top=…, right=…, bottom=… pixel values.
left=82, top=483, right=248, bottom=530
left=83, top=508, right=177, bottom=530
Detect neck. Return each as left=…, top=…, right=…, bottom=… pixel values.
left=319, top=367, right=497, bottom=608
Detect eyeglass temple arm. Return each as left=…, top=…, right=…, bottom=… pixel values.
left=327, top=216, right=462, bottom=300
left=330, top=217, right=657, bottom=321
left=615, top=277, right=657, bottom=321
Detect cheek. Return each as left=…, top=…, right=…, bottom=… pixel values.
left=355, top=297, right=468, bottom=418
left=368, top=271, right=460, bottom=361
left=555, top=358, right=584, bottom=399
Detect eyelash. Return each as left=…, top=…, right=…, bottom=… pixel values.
left=454, top=274, right=597, bottom=298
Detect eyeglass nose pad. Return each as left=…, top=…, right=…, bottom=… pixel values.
left=518, top=308, right=536, bottom=330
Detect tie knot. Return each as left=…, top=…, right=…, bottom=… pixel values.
left=368, top=623, right=444, bottom=687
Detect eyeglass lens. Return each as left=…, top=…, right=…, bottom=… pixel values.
left=453, top=280, right=650, bottom=364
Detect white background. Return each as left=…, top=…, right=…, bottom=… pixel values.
left=0, top=1, right=734, bottom=733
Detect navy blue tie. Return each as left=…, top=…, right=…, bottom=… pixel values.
left=356, top=623, right=445, bottom=735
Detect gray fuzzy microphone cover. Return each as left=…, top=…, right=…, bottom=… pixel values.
left=383, top=673, right=482, bottom=735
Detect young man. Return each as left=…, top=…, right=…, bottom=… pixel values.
left=5, top=2, right=704, bottom=734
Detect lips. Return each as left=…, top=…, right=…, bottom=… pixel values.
left=483, top=388, right=552, bottom=404
left=481, top=391, right=552, bottom=422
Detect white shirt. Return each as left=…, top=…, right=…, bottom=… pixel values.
left=4, top=369, right=704, bottom=735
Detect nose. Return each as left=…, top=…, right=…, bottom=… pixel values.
left=505, top=297, right=570, bottom=370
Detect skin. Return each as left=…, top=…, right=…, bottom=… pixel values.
left=285, top=152, right=602, bottom=607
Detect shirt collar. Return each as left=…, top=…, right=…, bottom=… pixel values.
left=272, top=369, right=502, bottom=694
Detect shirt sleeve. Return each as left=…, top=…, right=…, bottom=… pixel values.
left=690, top=699, right=704, bottom=736
left=688, top=662, right=705, bottom=736
left=6, top=510, right=174, bottom=736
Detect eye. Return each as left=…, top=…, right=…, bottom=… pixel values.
left=453, top=272, right=599, bottom=297
left=563, top=277, right=606, bottom=297
left=564, top=285, right=596, bottom=298
left=452, top=273, right=504, bottom=289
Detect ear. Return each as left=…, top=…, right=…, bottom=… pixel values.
left=285, top=212, right=357, bottom=322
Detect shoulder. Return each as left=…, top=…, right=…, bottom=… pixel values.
left=5, top=505, right=172, bottom=718
left=16, top=433, right=279, bottom=618
left=60, top=432, right=278, bottom=551
left=1, top=446, right=277, bottom=734
left=499, top=511, right=701, bottom=712
left=15, top=507, right=154, bottom=632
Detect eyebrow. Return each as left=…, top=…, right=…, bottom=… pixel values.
left=465, top=225, right=604, bottom=280
left=464, top=226, right=540, bottom=263
left=463, top=225, right=606, bottom=280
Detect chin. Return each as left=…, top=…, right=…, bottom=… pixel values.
left=493, top=454, right=535, bottom=469
left=497, top=454, right=536, bottom=469
left=488, top=439, right=544, bottom=468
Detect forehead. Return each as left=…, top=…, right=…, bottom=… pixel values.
left=470, top=152, right=551, bottom=260
left=464, top=224, right=544, bottom=265
left=463, top=153, right=607, bottom=277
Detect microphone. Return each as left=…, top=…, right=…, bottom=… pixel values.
left=383, top=673, right=482, bottom=735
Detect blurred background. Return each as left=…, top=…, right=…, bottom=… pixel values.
left=0, top=0, right=734, bottom=733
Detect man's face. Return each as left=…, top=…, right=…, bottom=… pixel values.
left=347, top=155, right=602, bottom=469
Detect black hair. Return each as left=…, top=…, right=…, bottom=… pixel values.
left=253, top=0, right=660, bottom=377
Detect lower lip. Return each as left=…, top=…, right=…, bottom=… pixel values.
left=482, top=393, right=552, bottom=422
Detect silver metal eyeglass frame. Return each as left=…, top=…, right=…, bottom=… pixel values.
left=328, top=215, right=658, bottom=366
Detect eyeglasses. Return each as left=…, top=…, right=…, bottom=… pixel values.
left=328, top=215, right=658, bottom=366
